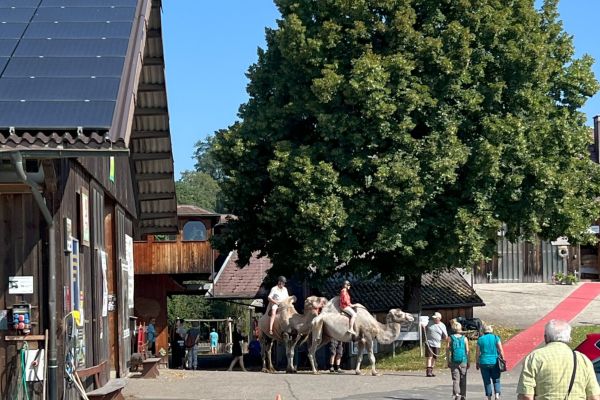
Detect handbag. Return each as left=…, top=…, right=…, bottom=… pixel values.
left=497, top=356, right=507, bottom=372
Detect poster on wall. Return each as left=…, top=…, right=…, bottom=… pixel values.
left=100, top=250, right=108, bottom=317
left=80, top=187, right=90, bottom=247
left=8, top=276, right=34, bottom=294
left=125, top=234, right=135, bottom=309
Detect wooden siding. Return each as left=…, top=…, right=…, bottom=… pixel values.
left=474, top=237, right=579, bottom=284
left=0, top=194, right=44, bottom=398
left=78, top=156, right=137, bottom=220
left=133, top=240, right=213, bottom=275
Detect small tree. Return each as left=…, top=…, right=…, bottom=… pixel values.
left=213, top=0, right=600, bottom=311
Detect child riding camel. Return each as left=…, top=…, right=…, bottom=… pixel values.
left=268, top=276, right=289, bottom=335
left=340, top=280, right=357, bottom=335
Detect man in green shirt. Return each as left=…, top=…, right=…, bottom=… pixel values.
left=517, top=319, right=600, bottom=400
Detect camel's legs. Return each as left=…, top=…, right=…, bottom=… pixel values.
left=355, top=339, right=366, bottom=375
left=260, top=334, right=275, bottom=373
left=283, top=332, right=297, bottom=373
left=364, top=339, right=379, bottom=376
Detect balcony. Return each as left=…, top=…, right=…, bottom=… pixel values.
left=133, top=240, right=214, bottom=276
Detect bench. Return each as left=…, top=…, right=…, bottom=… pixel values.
left=75, top=361, right=127, bottom=400
left=140, top=357, right=161, bottom=378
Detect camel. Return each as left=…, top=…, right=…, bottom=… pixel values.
left=308, top=296, right=414, bottom=376
left=258, top=295, right=327, bottom=373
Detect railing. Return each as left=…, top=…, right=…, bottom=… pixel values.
left=133, top=240, right=213, bottom=275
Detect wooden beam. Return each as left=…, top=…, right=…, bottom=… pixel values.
left=136, top=172, right=173, bottom=181
left=138, top=192, right=176, bottom=201
left=143, top=57, right=164, bottom=66
left=139, top=226, right=179, bottom=235
left=130, top=152, right=172, bottom=161
left=139, top=211, right=177, bottom=220
left=131, top=130, right=170, bottom=139
left=135, top=107, right=168, bottom=116
left=138, top=83, right=165, bottom=92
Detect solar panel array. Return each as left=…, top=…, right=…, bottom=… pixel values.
left=0, top=0, right=137, bottom=130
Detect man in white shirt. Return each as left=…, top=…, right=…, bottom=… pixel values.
left=268, top=276, right=289, bottom=335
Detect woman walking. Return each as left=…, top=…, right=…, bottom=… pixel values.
left=447, top=320, right=469, bottom=400
left=476, top=325, right=505, bottom=400
left=228, top=325, right=247, bottom=372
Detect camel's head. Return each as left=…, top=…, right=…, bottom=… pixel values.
left=386, top=309, right=415, bottom=324
left=304, top=296, right=328, bottom=315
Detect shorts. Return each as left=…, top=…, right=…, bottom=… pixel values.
left=329, top=341, right=343, bottom=356
left=210, top=341, right=217, bottom=348
left=425, top=346, right=440, bottom=358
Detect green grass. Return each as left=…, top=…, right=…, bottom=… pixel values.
left=570, top=325, right=600, bottom=350
left=373, top=325, right=521, bottom=372
left=372, top=325, right=600, bottom=372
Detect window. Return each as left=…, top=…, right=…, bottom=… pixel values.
left=182, top=221, right=207, bottom=241
left=154, top=234, right=177, bottom=242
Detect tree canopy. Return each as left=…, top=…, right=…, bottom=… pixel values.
left=212, top=0, right=600, bottom=292
left=175, top=170, right=224, bottom=213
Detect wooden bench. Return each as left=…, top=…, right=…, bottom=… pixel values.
left=75, top=361, right=127, bottom=400
left=140, top=357, right=161, bottom=378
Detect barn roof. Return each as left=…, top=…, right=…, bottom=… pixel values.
left=209, top=250, right=484, bottom=310
left=321, top=270, right=485, bottom=311
left=0, top=0, right=177, bottom=235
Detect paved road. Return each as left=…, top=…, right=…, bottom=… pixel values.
left=124, top=368, right=521, bottom=400
left=473, top=282, right=600, bottom=328
left=124, top=283, right=600, bottom=399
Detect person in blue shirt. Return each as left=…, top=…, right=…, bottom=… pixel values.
left=209, top=328, right=219, bottom=354
left=146, top=317, right=157, bottom=356
left=476, top=325, right=506, bottom=400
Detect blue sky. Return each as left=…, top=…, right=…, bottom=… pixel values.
left=162, top=1, right=600, bottom=179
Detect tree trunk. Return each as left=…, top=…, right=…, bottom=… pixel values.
left=403, top=273, right=422, bottom=313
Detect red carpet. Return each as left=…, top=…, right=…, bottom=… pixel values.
left=502, top=283, right=600, bottom=371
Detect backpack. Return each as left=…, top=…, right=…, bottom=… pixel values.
left=184, top=331, right=197, bottom=348
left=450, top=335, right=467, bottom=363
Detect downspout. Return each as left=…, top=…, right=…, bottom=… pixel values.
left=10, top=152, right=57, bottom=400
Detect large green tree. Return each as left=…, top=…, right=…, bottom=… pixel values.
left=213, top=0, right=600, bottom=310
left=175, top=170, right=224, bottom=212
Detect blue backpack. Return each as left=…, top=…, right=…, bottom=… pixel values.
left=450, top=335, right=467, bottom=363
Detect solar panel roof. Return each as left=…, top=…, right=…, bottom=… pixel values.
left=0, top=0, right=137, bottom=130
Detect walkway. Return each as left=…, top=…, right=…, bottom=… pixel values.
left=502, top=282, right=600, bottom=370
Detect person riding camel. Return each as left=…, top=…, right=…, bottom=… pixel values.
left=340, top=280, right=357, bottom=335
left=268, top=276, right=289, bottom=335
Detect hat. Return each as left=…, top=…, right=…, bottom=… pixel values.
left=432, top=312, right=442, bottom=320
left=277, top=276, right=287, bottom=283
left=343, top=280, right=351, bottom=287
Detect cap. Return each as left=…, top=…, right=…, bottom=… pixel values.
left=277, top=276, right=287, bottom=283
left=343, top=280, right=351, bottom=287
left=432, top=312, right=442, bottom=320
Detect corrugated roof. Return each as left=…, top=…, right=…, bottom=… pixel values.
left=321, top=270, right=485, bottom=311
left=177, top=204, right=221, bottom=218
left=0, top=0, right=177, bottom=235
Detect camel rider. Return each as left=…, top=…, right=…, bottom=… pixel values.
left=268, top=276, right=289, bottom=335
left=340, top=280, right=357, bottom=335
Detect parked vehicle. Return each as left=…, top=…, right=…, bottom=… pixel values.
left=574, top=333, right=600, bottom=382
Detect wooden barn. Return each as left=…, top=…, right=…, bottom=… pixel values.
left=0, top=0, right=176, bottom=398
left=133, top=205, right=221, bottom=358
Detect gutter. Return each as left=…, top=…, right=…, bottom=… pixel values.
left=9, top=152, right=58, bottom=400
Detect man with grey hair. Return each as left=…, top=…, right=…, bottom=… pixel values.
left=517, top=319, right=600, bottom=400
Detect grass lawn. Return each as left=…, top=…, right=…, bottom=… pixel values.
left=373, top=325, right=521, bottom=372
left=370, top=325, right=600, bottom=372
left=570, top=325, right=600, bottom=350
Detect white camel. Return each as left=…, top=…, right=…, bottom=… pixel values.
left=308, top=296, right=414, bottom=376
left=258, top=295, right=327, bottom=373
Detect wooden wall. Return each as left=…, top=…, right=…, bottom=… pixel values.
left=0, top=193, right=44, bottom=398
left=133, top=275, right=182, bottom=357
left=133, top=240, right=213, bottom=275
left=77, top=156, right=137, bottom=219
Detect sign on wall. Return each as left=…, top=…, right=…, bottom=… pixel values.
left=80, top=187, right=90, bottom=247
left=125, top=235, right=135, bottom=309
left=8, top=276, right=34, bottom=294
